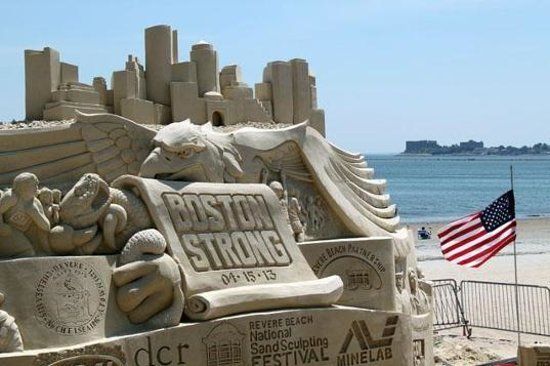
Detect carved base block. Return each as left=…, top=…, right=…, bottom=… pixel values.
left=0, top=256, right=150, bottom=350
left=299, top=237, right=397, bottom=311
left=1, top=306, right=413, bottom=366
left=518, top=343, right=550, bottom=366
left=412, top=313, right=435, bottom=366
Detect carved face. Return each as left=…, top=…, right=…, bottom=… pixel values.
left=139, top=121, right=243, bottom=183
left=13, top=172, right=39, bottom=200
left=395, top=272, right=404, bottom=292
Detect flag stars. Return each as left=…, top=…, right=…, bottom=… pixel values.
left=481, top=191, right=515, bottom=232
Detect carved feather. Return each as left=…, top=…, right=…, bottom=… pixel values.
left=0, top=112, right=155, bottom=186
left=230, top=122, right=401, bottom=237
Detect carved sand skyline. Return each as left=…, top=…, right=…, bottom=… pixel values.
left=24, top=25, right=325, bottom=135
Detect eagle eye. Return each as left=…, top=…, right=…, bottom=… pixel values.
left=178, top=147, right=195, bottom=159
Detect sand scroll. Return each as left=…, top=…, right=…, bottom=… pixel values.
left=112, top=176, right=343, bottom=320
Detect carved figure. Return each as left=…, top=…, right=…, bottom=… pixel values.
left=51, top=189, right=62, bottom=205
left=0, top=293, right=23, bottom=353
left=269, top=181, right=289, bottom=220
left=268, top=180, right=305, bottom=242
left=38, top=188, right=59, bottom=224
left=395, top=271, right=412, bottom=315
left=0, top=173, right=50, bottom=257
left=408, top=267, right=431, bottom=315
left=305, top=196, right=321, bottom=232
left=288, top=197, right=305, bottom=242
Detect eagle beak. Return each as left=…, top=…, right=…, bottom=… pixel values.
left=139, top=147, right=164, bottom=178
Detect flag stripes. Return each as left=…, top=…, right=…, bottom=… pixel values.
left=437, top=190, right=516, bottom=268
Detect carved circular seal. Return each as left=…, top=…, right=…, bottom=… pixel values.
left=35, top=261, right=107, bottom=335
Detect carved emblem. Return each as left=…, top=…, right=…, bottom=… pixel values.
left=320, top=256, right=383, bottom=292
left=33, top=344, right=126, bottom=366
left=337, top=316, right=398, bottom=365
left=203, top=322, right=246, bottom=366
left=35, top=261, right=106, bottom=335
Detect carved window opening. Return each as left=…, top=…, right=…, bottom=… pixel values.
left=212, top=111, right=224, bottom=126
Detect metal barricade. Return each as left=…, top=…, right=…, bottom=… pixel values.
left=461, top=280, right=550, bottom=336
left=431, top=279, right=470, bottom=335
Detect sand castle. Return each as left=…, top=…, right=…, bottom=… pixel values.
left=25, top=25, right=325, bottom=135
left=0, top=24, right=432, bottom=366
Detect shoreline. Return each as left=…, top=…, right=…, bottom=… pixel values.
left=400, top=153, right=550, bottom=156
left=403, top=214, right=550, bottom=229
left=402, top=214, right=550, bottom=226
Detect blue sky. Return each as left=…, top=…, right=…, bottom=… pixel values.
left=1, top=0, right=549, bottom=153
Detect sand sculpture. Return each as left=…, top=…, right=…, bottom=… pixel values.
left=25, top=25, right=326, bottom=135
left=0, top=25, right=433, bottom=366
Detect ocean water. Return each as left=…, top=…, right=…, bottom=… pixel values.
left=366, top=155, right=550, bottom=260
left=367, top=155, right=550, bottom=223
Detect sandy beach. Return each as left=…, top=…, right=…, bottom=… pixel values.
left=407, top=218, right=550, bottom=364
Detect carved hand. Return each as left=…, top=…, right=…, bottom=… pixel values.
left=113, top=229, right=184, bottom=327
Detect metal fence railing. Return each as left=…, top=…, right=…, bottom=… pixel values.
left=461, top=280, right=550, bottom=336
left=432, top=279, right=550, bottom=337
left=431, top=279, right=471, bottom=335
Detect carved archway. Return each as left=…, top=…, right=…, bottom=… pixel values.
left=211, top=111, right=224, bottom=126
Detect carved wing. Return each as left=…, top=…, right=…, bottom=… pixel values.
left=304, top=131, right=398, bottom=233
left=0, top=112, right=155, bottom=186
left=233, top=123, right=407, bottom=242
left=257, top=141, right=313, bottom=183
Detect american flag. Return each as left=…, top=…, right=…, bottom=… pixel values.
left=437, top=190, right=516, bottom=268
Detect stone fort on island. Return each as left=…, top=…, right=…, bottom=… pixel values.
left=24, top=24, right=325, bottom=134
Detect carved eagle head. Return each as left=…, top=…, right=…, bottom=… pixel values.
left=139, top=121, right=244, bottom=183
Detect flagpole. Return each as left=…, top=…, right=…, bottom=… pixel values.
left=511, top=165, right=521, bottom=345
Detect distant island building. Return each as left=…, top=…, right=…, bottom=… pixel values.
left=404, top=140, right=484, bottom=154
left=403, top=140, right=550, bottom=155
left=459, top=140, right=484, bottom=151
left=405, top=140, right=440, bottom=154
left=24, top=25, right=325, bottom=134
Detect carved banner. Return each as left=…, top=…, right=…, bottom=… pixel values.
left=113, top=176, right=320, bottom=296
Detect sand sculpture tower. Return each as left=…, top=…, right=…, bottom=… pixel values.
left=190, top=42, right=220, bottom=97
left=263, top=61, right=293, bottom=124
left=290, top=58, right=312, bottom=124
left=145, top=25, right=178, bottom=106
left=24, top=48, right=60, bottom=120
